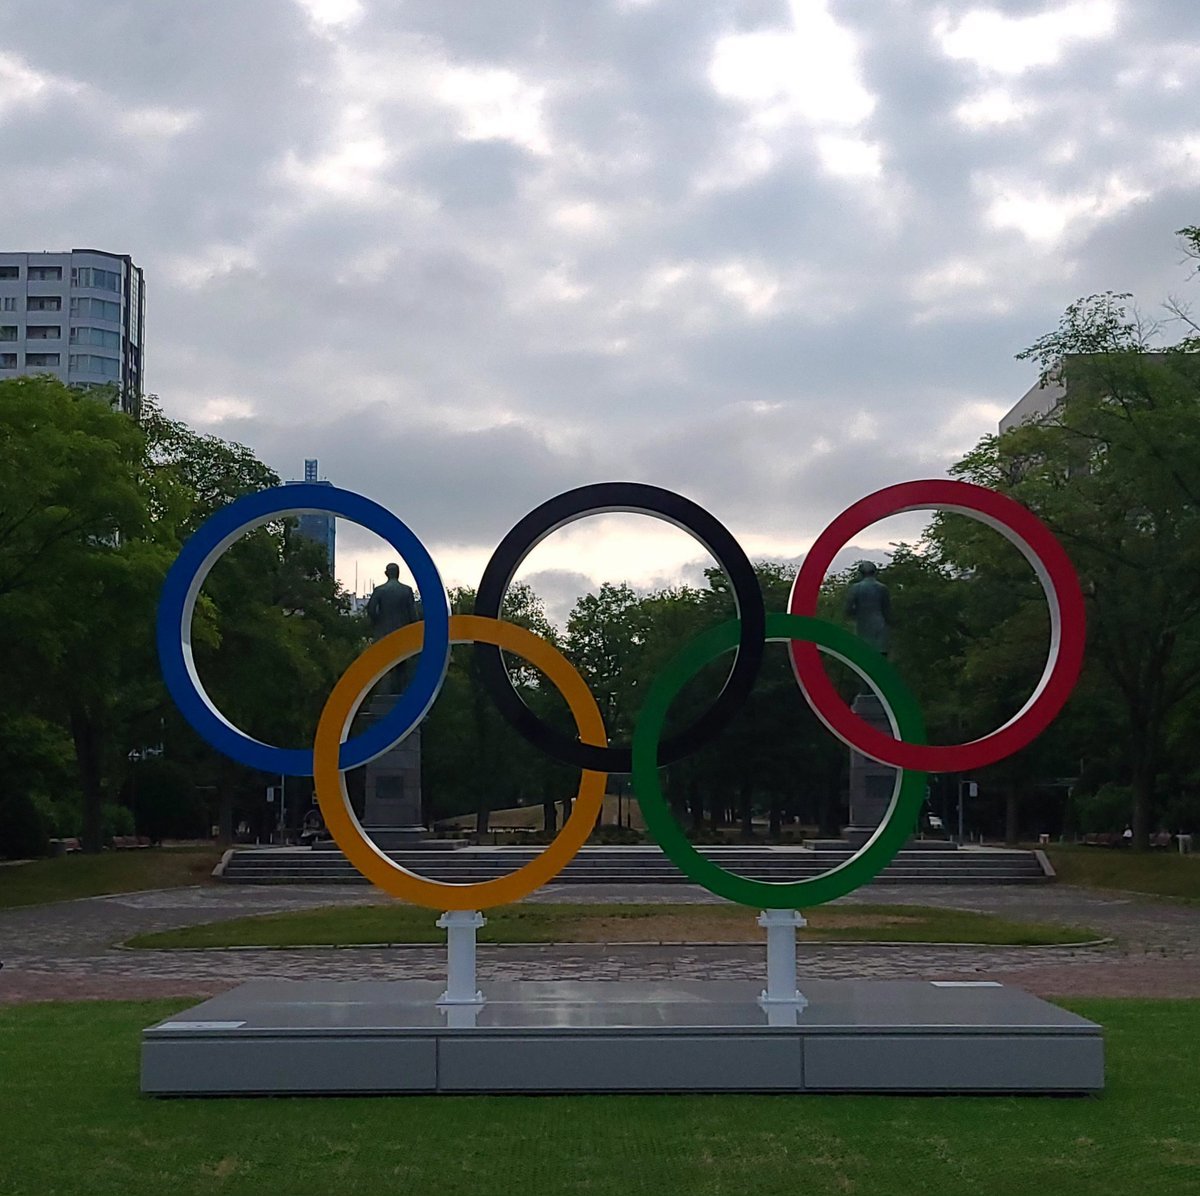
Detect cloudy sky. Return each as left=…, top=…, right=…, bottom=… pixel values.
left=3, top=0, right=1198, bottom=621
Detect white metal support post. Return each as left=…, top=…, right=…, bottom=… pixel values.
left=436, top=910, right=486, bottom=1005
left=757, top=908, right=807, bottom=1007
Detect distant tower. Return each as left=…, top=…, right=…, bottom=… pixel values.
left=287, top=458, right=336, bottom=572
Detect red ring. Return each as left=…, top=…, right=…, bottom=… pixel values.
left=788, top=480, right=1086, bottom=773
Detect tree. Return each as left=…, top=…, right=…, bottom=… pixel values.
left=883, top=524, right=1083, bottom=843
left=0, top=380, right=364, bottom=852
left=0, top=377, right=146, bottom=602
left=0, top=377, right=168, bottom=851
left=942, top=282, right=1200, bottom=847
left=420, top=582, right=571, bottom=835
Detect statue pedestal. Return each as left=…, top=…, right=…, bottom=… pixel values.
left=844, top=692, right=898, bottom=848
left=362, top=695, right=425, bottom=849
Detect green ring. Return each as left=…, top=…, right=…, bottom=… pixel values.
left=632, top=612, right=927, bottom=908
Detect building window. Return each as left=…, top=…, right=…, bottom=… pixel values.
left=0, top=353, right=15, bottom=368
left=71, top=266, right=120, bottom=292
left=0, top=326, right=15, bottom=342
left=26, top=295, right=62, bottom=312
left=27, top=265, right=62, bottom=281
left=0, top=265, right=18, bottom=280
left=70, top=326, right=120, bottom=349
left=25, top=352, right=61, bottom=367
left=1, top=298, right=15, bottom=311
left=68, top=353, right=119, bottom=378
left=69, top=297, right=121, bottom=321
left=26, top=325, right=61, bottom=340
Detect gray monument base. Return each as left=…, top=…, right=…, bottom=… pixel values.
left=141, top=979, right=1103, bottom=1096
left=311, top=834, right=461, bottom=852
left=359, top=825, right=431, bottom=850
left=848, top=692, right=898, bottom=835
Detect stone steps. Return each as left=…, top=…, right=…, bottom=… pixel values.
left=219, top=846, right=1050, bottom=886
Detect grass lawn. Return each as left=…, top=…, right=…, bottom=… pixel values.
left=3, top=998, right=1197, bottom=1196
left=126, top=901, right=1100, bottom=949
left=0, top=848, right=221, bottom=910
left=1045, top=845, right=1200, bottom=901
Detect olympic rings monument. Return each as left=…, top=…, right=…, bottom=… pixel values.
left=141, top=480, right=1104, bottom=1096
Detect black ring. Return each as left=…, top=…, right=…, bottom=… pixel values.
left=473, top=482, right=766, bottom=773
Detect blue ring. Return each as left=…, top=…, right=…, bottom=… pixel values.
left=156, top=484, right=450, bottom=776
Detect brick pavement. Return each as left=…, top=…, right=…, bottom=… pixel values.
left=1, top=880, right=1198, bottom=1004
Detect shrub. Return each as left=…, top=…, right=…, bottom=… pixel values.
left=1069, top=783, right=1134, bottom=834
left=102, top=802, right=136, bottom=842
left=31, top=794, right=81, bottom=839
left=588, top=825, right=643, bottom=845
left=0, top=791, right=51, bottom=859
left=130, top=760, right=209, bottom=841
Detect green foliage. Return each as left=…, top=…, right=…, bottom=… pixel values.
left=130, top=759, right=210, bottom=841
left=967, top=343, right=1200, bottom=844
left=422, top=582, right=574, bottom=830
left=1068, top=783, right=1134, bottom=834
left=101, top=802, right=136, bottom=841
left=6, top=225, right=1198, bottom=855
left=30, top=793, right=80, bottom=839
left=0, top=379, right=366, bottom=851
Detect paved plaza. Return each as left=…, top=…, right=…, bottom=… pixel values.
left=2, top=880, right=1199, bottom=1004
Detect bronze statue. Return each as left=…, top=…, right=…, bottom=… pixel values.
left=365, top=564, right=418, bottom=692
left=366, top=563, right=417, bottom=639
left=845, top=561, right=890, bottom=656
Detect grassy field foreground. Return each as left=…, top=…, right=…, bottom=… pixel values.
left=127, top=901, right=1100, bottom=949
left=0, top=848, right=220, bottom=910
left=3, top=999, right=1198, bottom=1196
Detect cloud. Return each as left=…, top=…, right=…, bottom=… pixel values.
left=2, top=0, right=1198, bottom=621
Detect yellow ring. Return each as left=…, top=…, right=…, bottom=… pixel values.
left=313, top=614, right=608, bottom=910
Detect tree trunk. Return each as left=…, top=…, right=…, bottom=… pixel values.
left=217, top=757, right=234, bottom=846
left=667, top=772, right=688, bottom=821
left=768, top=793, right=782, bottom=840
left=217, top=792, right=233, bottom=846
left=687, top=779, right=703, bottom=832
left=68, top=698, right=105, bottom=853
left=1131, top=755, right=1154, bottom=851
left=471, top=691, right=492, bottom=838
left=1004, top=783, right=1020, bottom=846
left=740, top=783, right=754, bottom=838
left=818, top=783, right=840, bottom=838
left=542, top=800, right=557, bottom=832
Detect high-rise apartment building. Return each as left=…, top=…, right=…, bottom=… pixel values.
left=0, top=248, right=145, bottom=416
left=286, top=458, right=336, bottom=572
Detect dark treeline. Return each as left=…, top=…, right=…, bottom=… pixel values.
left=3, top=226, right=1199, bottom=855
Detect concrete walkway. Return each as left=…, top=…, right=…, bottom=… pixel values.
left=2, top=881, right=1198, bottom=1004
